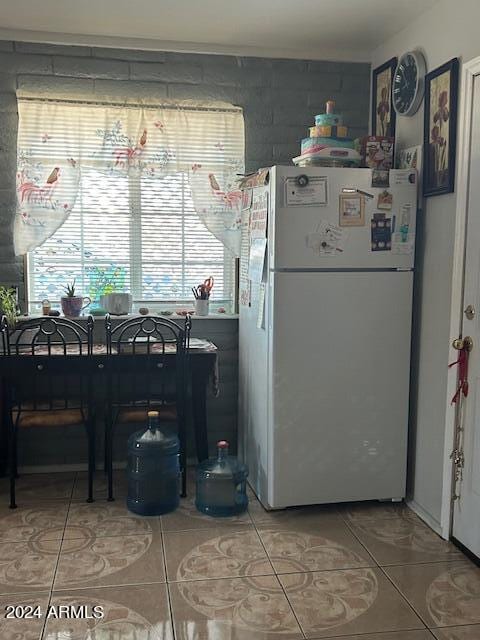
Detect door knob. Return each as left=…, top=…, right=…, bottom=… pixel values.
left=464, top=304, right=475, bottom=320
left=452, top=336, right=474, bottom=351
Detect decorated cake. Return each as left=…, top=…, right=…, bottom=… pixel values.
left=314, top=105, right=343, bottom=127
left=293, top=100, right=361, bottom=167
left=309, top=124, right=349, bottom=138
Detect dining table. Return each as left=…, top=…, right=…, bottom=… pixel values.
left=0, top=337, right=219, bottom=476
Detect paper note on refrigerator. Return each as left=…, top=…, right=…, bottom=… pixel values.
left=248, top=238, right=267, bottom=282
left=392, top=170, right=416, bottom=186
left=285, top=176, right=328, bottom=206
left=250, top=190, right=268, bottom=239
left=306, top=220, right=345, bottom=256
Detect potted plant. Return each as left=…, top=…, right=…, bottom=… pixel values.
left=0, top=286, right=40, bottom=345
left=60, top=279, right=91, bottom=317
left=0, top=286, right=19, bottom=332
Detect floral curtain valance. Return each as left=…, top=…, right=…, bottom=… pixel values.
left=14, top=98, right=245, bottom=256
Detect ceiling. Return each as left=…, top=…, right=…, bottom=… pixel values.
left=0, top=0, right=439, bottom=61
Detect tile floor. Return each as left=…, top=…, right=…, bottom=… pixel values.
left=1, top=471, right=479, bottom=640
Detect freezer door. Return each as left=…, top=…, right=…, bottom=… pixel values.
left=266, top=270, right=412, bottom=508
left=269, top=166, right=417, bottom=270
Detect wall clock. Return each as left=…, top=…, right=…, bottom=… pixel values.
left=393, top=50, right=427, bottom=117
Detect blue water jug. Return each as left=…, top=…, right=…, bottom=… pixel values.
left=195, top=440, right=248, bottom=517
left=127, top=410, right=180, bottom=515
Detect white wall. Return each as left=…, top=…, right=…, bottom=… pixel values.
left=372, top=0, right=480, bottom=532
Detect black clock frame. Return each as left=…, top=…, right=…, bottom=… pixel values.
left=371, top=57, right=397, bottom=139
left=392, top=52, right=426, bottom=117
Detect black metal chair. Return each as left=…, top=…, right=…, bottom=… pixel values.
left=0, top=315, right=95, bottom=508
left=104, top=314, right=191, bottom=501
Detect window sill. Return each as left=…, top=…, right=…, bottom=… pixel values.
left=19, top=313, right=239, bottom=322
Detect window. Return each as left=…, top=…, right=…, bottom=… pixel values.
left=20, top=99, right=244, bottom=313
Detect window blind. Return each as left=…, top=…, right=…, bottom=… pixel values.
left=19, top=99, right=244, bottom=312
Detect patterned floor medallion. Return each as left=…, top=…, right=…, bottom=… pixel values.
left=177, top=529, right=378, bottom=634
left=0, top=505, right=67, bottom=543
left=0, top=525, right=153, bottom=591
left=260, top=529, right=369, bottom=573
left=427, top=564, right=480, bottom=626
left=0, top=593, right=49, bottom=640
left=0, top=537, right=59, bottom=591
left=57, top=533, right=152, bottom=585
left=352, top=514, right=455, bottom=554
left=177, top=575, right=300, bottom=635
left=0, top=507, right=66, bottom=591
left=176, top=530, right=271, bottom=580
left=280, top=568, right=379, bottom=633
left=44, top=594, right=161, bottom=639
left=65, top=503, right=153, bottom=538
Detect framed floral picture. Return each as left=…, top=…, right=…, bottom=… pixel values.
left=423, top=58, right=459, bottom=197
left=371, top=57, right=397, bottom=138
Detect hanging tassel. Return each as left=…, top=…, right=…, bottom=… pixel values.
left=449, top=348, right=469, bottom=404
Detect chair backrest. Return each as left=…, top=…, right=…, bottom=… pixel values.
left=105, top=314, right=191, bottom=409
left=0, top=315, right=94, bottom=411
left=1, top=315, right=93, bottom=356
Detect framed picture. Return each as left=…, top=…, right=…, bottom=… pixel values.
left=423, top=58, right=459, bottom=197
left=339, top=193, right=365, bottom=226
left=371, top=57, right=397, bottom=138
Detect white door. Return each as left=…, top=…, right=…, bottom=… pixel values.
left=452, top=72, right=480, bottom=559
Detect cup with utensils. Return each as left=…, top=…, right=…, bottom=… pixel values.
left=192, top=277, right=214, bottom=316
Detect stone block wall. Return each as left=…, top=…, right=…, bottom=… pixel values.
left=0, top=41, right=369, bottom=467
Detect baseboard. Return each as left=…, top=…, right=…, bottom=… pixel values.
left=406, top=498, right=444, bottom=538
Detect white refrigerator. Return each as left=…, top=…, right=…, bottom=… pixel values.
left=239, top=165, right=417, bottom=509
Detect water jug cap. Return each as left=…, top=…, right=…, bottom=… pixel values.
left=217, top=440, right=229, bottom=448
left=148, top=410, right=159, bottom=418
